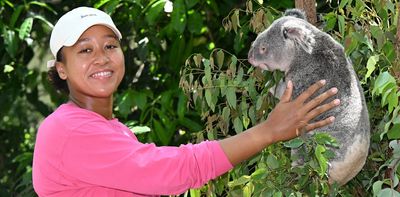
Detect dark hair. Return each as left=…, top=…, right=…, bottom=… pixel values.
left=47, top=48, right=69, bottom=94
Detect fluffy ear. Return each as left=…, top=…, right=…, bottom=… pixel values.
left=284, top=9, right=307, bottom=21
left=282, top=21, right=315, bottom=54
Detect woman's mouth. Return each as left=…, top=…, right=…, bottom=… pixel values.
left=90, top=71, right=113, bottom=79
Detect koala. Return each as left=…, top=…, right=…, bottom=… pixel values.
left=248, top=9, right=370, bottom=186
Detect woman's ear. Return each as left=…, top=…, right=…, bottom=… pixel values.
left=55, top=62, right=67, bottom=80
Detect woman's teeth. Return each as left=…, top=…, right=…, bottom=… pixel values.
left=91, top=71, right=112, bottom=78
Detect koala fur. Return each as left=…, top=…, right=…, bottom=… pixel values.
left=248, top=9, right=370, bottom=185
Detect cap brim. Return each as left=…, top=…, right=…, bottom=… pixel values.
left=64, top=21, right=122, bottom=47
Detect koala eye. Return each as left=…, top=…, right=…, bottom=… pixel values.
left=283, top=28, right=288, bottom=39
left=260, top=47, right=267, bottom=54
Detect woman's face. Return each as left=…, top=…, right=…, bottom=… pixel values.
left=56, top=25, right=125, bottom=99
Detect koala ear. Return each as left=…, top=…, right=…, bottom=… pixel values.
left=284, top=9, right=307, bottom=21
left=282, top=22, right=315, bottom=54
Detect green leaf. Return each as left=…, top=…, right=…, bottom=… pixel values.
left=222, top=106, right=230, bottom=122
left=315, top=145, right=328, bottom=177
left=117, top=90, right=134, bottom=118
left=377, top=188, right=400, bottom=197
left=242, top=116, right=250, bottom=129
left=256, top=96, right=263, bottom=110
left=233, top=116, right=243, bottom=133
left=185, top=0, right=199, bottom=9
left=370, top=25, right=385, bottom=50
left=229, top=56, right=237, bottom=79
left=283, top=138, right=304, bottom=148
left=323, top=12, right=337, bottom=32
left=133, top=91, right=147, bottom=110
left=387, top=91, right=398, bottom=113
left=243, top=182, right=254, bottom=197
left=94, top=0, right=112, bottom=8
left=171, top=0, right=187, bottom=34
left=273, top=191, right=283, bottom=197
left=226, top=87, right=237, bottom=109
left=315, top=133, right=339, bottom=147
left=219, top=73, right=227, bottom=96
left=145, top=0, right=165, bottom=26
left=373, top=72, right=396, bottom=95
left=235, top=67, right=244, bottom=85
left=373, top=180, right=384, bottom=196
left=153, top=120, right=170, bottom=145
left=29, top=1, right=57, bottom=14
left=337, top=15, right=345, bottom=36
left=266, top=154, right=279, bottom=169
left=32, top=14, right=53, bottom=28
left=205, top=89, right=215, bottom=111
left=177, top=93, right=186, bottom=119
left=216, top=50, right=225, bottom=68
left=189, top=189, right=201, bottom=197
left=4, top=29, right=18, bottom=58
left=187, top=11, right=202, bottom=34
left=228, top=175, right=251, bottom=187
left=10, top=5, right=24, bottom=28
left=365, top=55, right=379, bottom=80
left=250, top=168, right=267, bottom=180
left=248, top=105, right=256, bottom=125
left=339, top=0, right=349, bottom=9
left=231, top=9, right=240, bottom=33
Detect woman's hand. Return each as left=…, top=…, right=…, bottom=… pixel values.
left=219, top=79, right=340, bottom=165
left=263, top=79, right=340, bottom=144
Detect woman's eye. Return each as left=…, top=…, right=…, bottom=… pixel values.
left=106, top=45, right=117, bottom=50
left=79, top=48, right=92, bottom=53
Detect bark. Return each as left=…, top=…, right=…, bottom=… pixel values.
left=295, top=0, right=317, bottom=26
left=395, top=3, right=400, bottom=82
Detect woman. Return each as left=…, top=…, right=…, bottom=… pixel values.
left=32, top=7, right=340, bottom=197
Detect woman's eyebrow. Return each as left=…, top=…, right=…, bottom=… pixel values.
left=76, top=37, right=91, bottom=44
left=104, top=34, right=118, bottom=40
left=75, top=34, right=118, bottom=45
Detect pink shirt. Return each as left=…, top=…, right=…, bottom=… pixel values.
left=32, top=103, right=232, bottom=196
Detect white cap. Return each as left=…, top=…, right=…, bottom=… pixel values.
left=47, top=7, right=122, bottom=68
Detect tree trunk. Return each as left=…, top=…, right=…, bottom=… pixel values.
left=295, top=0, right=317, bottom=26
left=395, top=2, right=400, bottom=82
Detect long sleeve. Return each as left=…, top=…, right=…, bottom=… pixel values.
left=33, top=103, right=233, bottom=196
left=61, top=119, right=232, bottom=195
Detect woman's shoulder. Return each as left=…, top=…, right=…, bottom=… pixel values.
left=40, top=102, right=109, bottom=132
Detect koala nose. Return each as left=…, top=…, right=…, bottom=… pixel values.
left=248, top=49, right=255, bottom=64
left=248, top=49, right=253, bottom=59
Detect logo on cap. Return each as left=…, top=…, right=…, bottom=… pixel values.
left=80, top=13, right=97, bottom=18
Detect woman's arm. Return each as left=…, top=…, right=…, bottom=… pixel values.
left=219, top=80, right=340, bottom=165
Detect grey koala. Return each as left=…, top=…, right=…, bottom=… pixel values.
left=248, top=9, right=370, bottom=185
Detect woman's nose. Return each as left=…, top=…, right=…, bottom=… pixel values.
left=93, top=50, right=110, bottom=65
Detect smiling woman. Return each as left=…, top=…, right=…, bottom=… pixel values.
left=55, top=25, right=125, bottom=119
left=32, top=6, right=339, bottom=197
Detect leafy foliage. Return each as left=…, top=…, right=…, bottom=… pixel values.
left=180, top=0, right=400, bottom=196
left=0, top=0, right=399, bottom=196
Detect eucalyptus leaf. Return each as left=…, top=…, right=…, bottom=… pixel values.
left=233, top=116, right=243, bottom=133
left=365, top=55, right=379, bottom=80
left=216, top=50, right=225, bottom=68
left=283, top=138, right=304, bottom=148
left=226, top=87, right=237, bottom=109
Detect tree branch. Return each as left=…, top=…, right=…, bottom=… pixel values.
left=295, top=0, right=317, bottom=26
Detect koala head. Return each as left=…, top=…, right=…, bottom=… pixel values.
left=248, top=9, right=316, bottom=73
